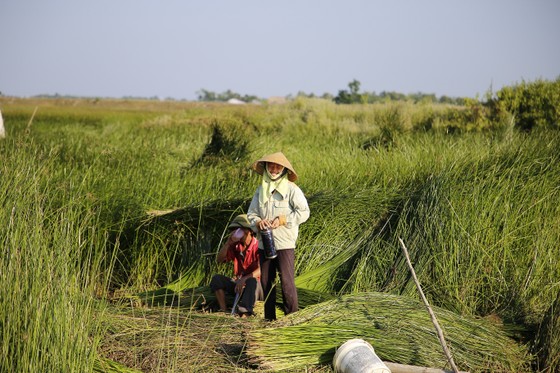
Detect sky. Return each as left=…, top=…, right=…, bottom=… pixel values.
left=1, top=0, right=559, bottom=101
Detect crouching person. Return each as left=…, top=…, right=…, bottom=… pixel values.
left=210, top=214, right=262, bottom=317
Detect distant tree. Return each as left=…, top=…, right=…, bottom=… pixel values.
left=439, top=95, right=454, bottom=104
left=196, top=89, right=260, bottom=103
left=334, top=79, right=363, bottom=104
left=419, top=94, right=437, bottom=104
left=196, top=89, right=217, bottom=101
left=348, top=79, right=360, bottom=96
left=334, top=89, right=352, bottom=104
left=296, top=91, right=316, bottom=98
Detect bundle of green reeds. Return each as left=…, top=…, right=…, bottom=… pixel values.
left=246, top=292, right=530, bottom=372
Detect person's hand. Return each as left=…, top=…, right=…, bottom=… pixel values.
left=270, top=217, right=280, bottom=229
left=235, top=278, right=246, bottom=293
left=258, top=216, right=284, bottom=230
left=257, top=219, right=271, bottom=231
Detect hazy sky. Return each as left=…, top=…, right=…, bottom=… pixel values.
left=1, top=0, right=559, bottom=100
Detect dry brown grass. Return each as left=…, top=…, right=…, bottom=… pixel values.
left=99, top=304, right=265, bottom=372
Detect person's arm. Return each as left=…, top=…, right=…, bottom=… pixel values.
left=235, top=265, right=261, bottom=293
left=216, top=231, right=242, bottom=263
left=218, top=227, right=247, bottom=263
left=216, top=240, right=230, bottom=264
left=286, top=185, right=310, bottom=227
left=271, top=185, right=310, bottom=229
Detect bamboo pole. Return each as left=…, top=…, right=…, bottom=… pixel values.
left=398, top=238, right=460, bottom=373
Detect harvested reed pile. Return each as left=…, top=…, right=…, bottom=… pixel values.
left=246, top=292, right=530, bottom=372
left=98, top=304, right=260, bottom=372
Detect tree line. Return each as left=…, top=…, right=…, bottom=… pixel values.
left=196, top=80, right=467, bottom=105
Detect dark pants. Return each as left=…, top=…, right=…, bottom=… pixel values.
left=209, top=274, right=259, bottom=313
left=260, top=248, right=298, bottom=320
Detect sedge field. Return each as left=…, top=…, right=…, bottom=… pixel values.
left=0, top=95, right=559, bottom=372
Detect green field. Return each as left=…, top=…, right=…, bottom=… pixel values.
left=1, top=88, right=559, bottom=372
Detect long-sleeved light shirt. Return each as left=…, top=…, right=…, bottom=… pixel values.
left=247, top=181, right=310, bottom=250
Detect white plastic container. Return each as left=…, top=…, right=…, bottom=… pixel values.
left=333, top=339, right=391, bottom=373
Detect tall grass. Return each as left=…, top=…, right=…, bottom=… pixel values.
left=385, top=131, right=560, bottom=321
left=1, top=97, right=558, bottom=371
left=0, top=139, right=109, bottom=372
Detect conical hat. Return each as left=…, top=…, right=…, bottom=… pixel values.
left=251, top=152, right=298, bottom=182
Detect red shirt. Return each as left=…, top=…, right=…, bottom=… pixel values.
left=225, top=236, right=260, bottom=280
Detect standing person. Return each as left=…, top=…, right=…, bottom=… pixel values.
left=247, top=152, right=310, bottom=320
left=209, top=214, right=262, bottom=317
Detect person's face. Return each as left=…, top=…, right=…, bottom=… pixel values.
left=241, top=228, right=252, bottom=246
left=266, top=162, right=285, bottom=178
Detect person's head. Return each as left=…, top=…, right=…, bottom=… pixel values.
left=251, top=152, right=298, bottom=182
left=265, top=162, right=285, bottom=180
left=227, top=214, right=255, bottom=251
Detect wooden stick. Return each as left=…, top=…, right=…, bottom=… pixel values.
left=398, top=238, right=460, bottom=373
left=26, top=106, right=38, bottom=133
left=385, top=361, right=469, bottom=373
left=0, top=108, right=5, bottom=138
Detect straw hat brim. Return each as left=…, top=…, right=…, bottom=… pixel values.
left=251, top=152, right=298, bottom=182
